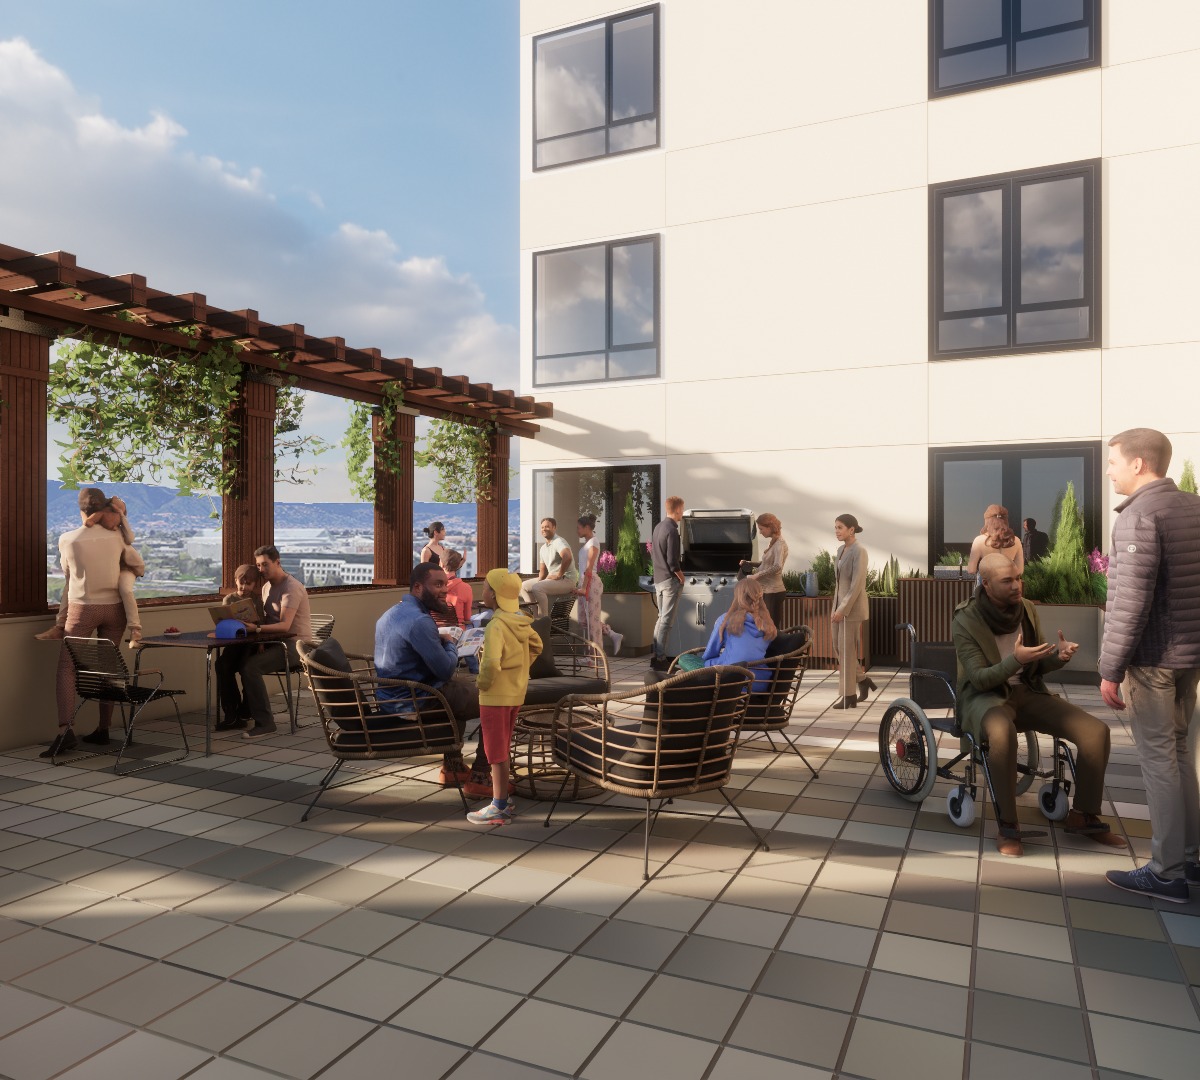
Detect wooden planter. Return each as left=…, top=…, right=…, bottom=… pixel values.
left=570, top=590, right=657, bottom=656
left=897, top=578, right=976, bottom=662
left=781, top=594, right=870, bottom=672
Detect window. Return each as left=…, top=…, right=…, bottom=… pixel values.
left=931, top=159, right=1099, bottom=360
left=929, top=441, right=1102, bottom=569
left=534, top=5, right=659, bottom=170
left=930, top=0, right=1099, bottom=96
left=534, top=236, right=659, bottom=386
left=531, top=464, right=660, bottom=573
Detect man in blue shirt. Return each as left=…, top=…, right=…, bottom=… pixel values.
left=375, top=562, right=488, bottom=792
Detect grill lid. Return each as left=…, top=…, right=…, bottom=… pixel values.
left=681, top=508, right=755, bottom=571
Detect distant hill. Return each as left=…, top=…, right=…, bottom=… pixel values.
left=47, top=482, right=519, bottom=535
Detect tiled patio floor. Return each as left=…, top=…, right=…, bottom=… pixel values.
left=1, top=657, right=1198, bottom=1080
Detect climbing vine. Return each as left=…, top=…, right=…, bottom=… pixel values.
left=415, top=416, right=496, bottom=504
left=341, top=380, right=407, bottom=503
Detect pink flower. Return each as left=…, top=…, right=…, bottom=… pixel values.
left=598, top=550, right=616, bottom=572
left=1087, top=548, right=1109, bottom=575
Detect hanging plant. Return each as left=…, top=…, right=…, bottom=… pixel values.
left=415, top=416, right=495, bottom=504
left=341, top=380, right=407, bottom=503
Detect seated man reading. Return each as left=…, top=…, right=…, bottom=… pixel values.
left=953, top=553, right=1127, bottom=858
left=375, top=562, right=493, bottom=797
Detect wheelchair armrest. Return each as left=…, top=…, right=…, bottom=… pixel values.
left=910, top=668, right=956, bottom=694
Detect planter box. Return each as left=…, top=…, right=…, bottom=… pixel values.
left=897, top=578, right=976, bottom=662
left=570, top=591, right=657, bottom=655
left=869, top=597, right=899, bottom=662
left=1034, top=603, right=1103, bottom=686
left=781, top=595, right=871, bottom=672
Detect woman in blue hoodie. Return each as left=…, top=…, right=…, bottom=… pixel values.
left=677, top=577, right=777, bottom=690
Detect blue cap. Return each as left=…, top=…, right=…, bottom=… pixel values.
left=214, top=619, right=247, bottom=639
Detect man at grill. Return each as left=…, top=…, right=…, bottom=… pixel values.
left=952, top=553, right=1126, bottom=858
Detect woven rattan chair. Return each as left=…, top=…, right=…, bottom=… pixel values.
left=544, top=664, right=769, bottom=879
left=60, top=636, right=189, bottom=775
left=297, top=637, right=468, bottom=820
left=273, top=613, right=334, bottom=729
left=667, top=624, right=818, bottom=779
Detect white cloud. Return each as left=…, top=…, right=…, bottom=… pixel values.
left=0, top=37, right=518, bottom=501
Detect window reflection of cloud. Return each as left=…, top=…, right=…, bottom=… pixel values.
left=612, top=15, right=654, bottom=120
left=1021, top=0, right=1083, bottom=34
left=943, top=189, right=1003, bottom=312
left=1015, top=27, right=1090, bottom=72
left=943, top=0, right=1003, bottom=49
left=611, top=242, right=655, bottom=346
left=537, top=247, right=605, bottom=356
left=609, top=120, right=657, bottom=153
left=1020, top=178, right=1084, bottom=304
left=536, top=26, right=605, bottom=139
left=537, top=354, right=606, bottom=384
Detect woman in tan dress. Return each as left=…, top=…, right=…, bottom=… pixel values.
left=831, top=514, right=874, bottom=709
left=741, top=513, right=788, bottom=631
left=965, top=504, right=1024, bottom=577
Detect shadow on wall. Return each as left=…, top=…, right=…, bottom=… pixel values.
left=532, top=404, right=931, bottom=577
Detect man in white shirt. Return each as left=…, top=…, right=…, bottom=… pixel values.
left=519, top=517, right=578, bottom=618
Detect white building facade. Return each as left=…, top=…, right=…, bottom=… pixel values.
left=518, top=0, right=1200, bottom=577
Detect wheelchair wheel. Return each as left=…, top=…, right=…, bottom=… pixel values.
left=1039, top=783, right=1069, bottom=821
left=947, top=787, right=976, bottom=828
left=879, top=698, right=937, bottom=803
left=1014, top=730, right=1040, bottom=796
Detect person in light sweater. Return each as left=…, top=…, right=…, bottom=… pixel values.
left=37, top=488, right=142, bottom=757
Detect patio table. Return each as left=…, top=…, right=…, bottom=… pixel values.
left=133, top=630, right=295, bottom=757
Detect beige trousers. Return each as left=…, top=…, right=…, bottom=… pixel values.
left=519, top=576, right=576, bottom=618
left=835, top=618, right=864, bottom=699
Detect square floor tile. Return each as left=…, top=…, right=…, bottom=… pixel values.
left=1088, top=1013, right=1200, bottom=1080
left=873, top=933, right=972, bottom=986
left=452, top=938, right=566, bottom=993
left=71, top=860, right=173, bottom=896
left=482, top=998, right=613, bottom=1074
left=533, top=955, right=652, bottom=1017
left=411, top=854, right=499, bottom=891
left=1160, top=912, right=1200, bottom=949
left=884, top=899, right=974, bottom=946
left=241, top=857, right=337, bottom=894
left=236, top=940, right=358, bottom=997
left=694, top=902, right=789, bottom=948
left=148, top=980, right=290, bottom=1052
left=350, top=846, right=440, bottom=879
left=240, top=894, right=347, bottom=938
left=123, top=869, right=224, bottom=908
left=78, top=961, right=218, bottom=1026
left=166, top=924, right=287, bottom=977
left=361, top=878, right=461, bottom=919
left=843, top=1016, right=963, bottom=1080
left=859, top=970, right=967, bottom=1036
left=893, top=872, right=977, bottom=912
left=0, top=1007, right=132, bottom=1080
left=578, top=918, right=684, bottom=970
left=48, top=897, right=159, bottom=941
left=801, top=887, right=887, bottom=929
left=1072, top=928, right=1181, bottom=982
left=975, top=914, right=1073, bottom=963
left=473, top=864, right=567, bottom=904
left=968, top=1041, right=1092, bottom=1080
left=729, top=995, right=849, bottom=1069
left=500, top=905, right=604, bottom=952
left=374, top=922, right=489, bottom=974
left=179, top=881, right=282, bottom=921
left=14, top=944, right=150, bottom=1002
left=104, top=912, right=224, bottom=959
left=979, top=885, right=1066, bottom=926
left=426, top=891, right=530, bottom=936
left=319, top=1026, right=463, bottom=1080
left=542, top=875, right=635, bottom=917
left=31, top=849, right=125, bottom=883
left=1, top=883, right=107, bottom=925
left=54, top=1029, right=210, bottom=1080
left=707, top=1046, right=831, bottom=1080
left=973, top=949, right=1079, bottom=1006
left=94, top=829, right=179, bottom=858
left=227, top=1002, right=375, bottom=1079
left=1081, top=966, right=1200, bottom=1030
left=308, top=957, right=436, bottom=1021
left=303, top=908, right=414, bottom=955
left=664, top=935, right=771, bottom=991
left=0, top=984, right=60, bottom=1038
left=616, top=889, right=710, bottom=932
left=190, top=847, right=284, bottom=881
left=757, top=952, right=864, bottom=1012
left=628, top=973, right=746, bottom=1041
left=780, top=917, right=876, bottom=966
left=582, top=1021, right=718, bottom=1080
left=971, top=990, right=1087, bottom=1062
left=391, top=977, right=521, bottom=1047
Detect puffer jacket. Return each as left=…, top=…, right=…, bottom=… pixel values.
left=1099, top=477, right=1200, bottom=682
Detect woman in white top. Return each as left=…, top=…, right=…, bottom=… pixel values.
left=575, top=515, right=623, bottom=662
left=965, top=504, right=1024, bottom=577
left=419, top=521, right=448, bottom=567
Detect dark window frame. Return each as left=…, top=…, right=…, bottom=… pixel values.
left=930, top=158, right=1101, bottom=361
left=532, top=4, right=661, bottom=172
left=533, top=233, right=661, bottom=388
left=928, top=440, right=1103, bottom=572
left=530, top=463, right=661, bottom=573
left=929, top=0, right=1100, bottom=98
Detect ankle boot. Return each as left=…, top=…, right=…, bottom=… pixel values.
left=831, top=695, right=857, bottom=709
left=857, top=678, right=878, bottom=703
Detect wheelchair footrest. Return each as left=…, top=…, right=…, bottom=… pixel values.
left=999, top=825, right=1047, bottom=839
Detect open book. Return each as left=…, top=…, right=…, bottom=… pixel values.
left=439, top=625, right=487, bottom=658
left=209, top=597, right=258, bottom=625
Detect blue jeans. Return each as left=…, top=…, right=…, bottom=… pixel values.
left=654, top=578, right=683, bottom=658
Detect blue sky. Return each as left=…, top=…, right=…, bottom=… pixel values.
left=0, top=0, right=519, bottom=501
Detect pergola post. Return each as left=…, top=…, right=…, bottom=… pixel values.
left=476, top=427, right=510, bottom=577
left=372, top=410, right=416, bottom=586
left=221, top=371, right=277, bottom=591
left=0, top=321, right=53, bottom=614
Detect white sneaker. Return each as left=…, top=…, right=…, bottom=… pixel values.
left=608, top=630, right=624, bottom=656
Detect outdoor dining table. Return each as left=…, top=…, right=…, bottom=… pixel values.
left=133, top=630, right=296, bottom=757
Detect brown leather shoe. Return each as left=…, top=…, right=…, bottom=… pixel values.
left=996, top=821, right=1023, bottom=858
left=1064, top=810, right=1128, bottom=848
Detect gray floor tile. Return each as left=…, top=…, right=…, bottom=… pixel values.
left=0, top=983, right=60, bottom=1038
left=70, top=859, right=173, bottom=896
left=578, top=919, right=684, bottom=970
left=628, top=973, right=746, bottom=1041
left=374, top=923, right=489, bottom=973
left=616, top=889, right=710, bottom=932
left=320, top=1026, right=463, bottom=1080
left=873, top=933, right=972, bottom=986
left=801, top=886, right=887, bottom=928
left=148, top=981, right=291, bottom=1052
left=1090, top=1014, right=1200, bottom=1079
left=973, top=949, right=1080, bottom=1007
left=48, top=896, right=159, bottom=941
left=843, top=1016, right=963, bottom=1080
left=93, top=828, right=180, bottom=858
left=757, top=952, right=865, bottom=1012
left=190, top=847, right=285, bottom=881
left=166, top=924, right=287, bottom=977
left=239, top=894, right=347, bottom=938
left=179, top=881, right=283, bottom=921
left=780, top=916, right=877, bottom=966
left=500, top=904, right=605, bottom=951
left=241, top=857, right=338, bottom=893
left=426, top=891, right=531, bottom=935
left=303, top=908, right=414, bottom=955
left=533, top=955, right=653, bottom=1017
left=1081, top=966, right=1200, bottom=1030
left=729, top=995, right=849, bottom=1068
left=0, top=926, right=90, bottom=980
left=971, top=990, right=1088, bottom=1062
left=664, top=935, right=771, bottom=991
left=859, top=970, right=968, bottom=1036
left=235, top=940, right=358, bottom=996
left=0, top=1007, right=132, bottom=1080
left=226, top=1001, right=375, bottom=1079
left=30, top=849, right=125, bottom=884
left=308, top=958, right=436, bottom=1021
left=582, top=1021, right=718, bottom=1080
left=482, top=998, right=613, bottom=1074
left=77, top=961, right=218, bottom=1026
left=1072, top=928, right=1183, bottom=982
left=452, top=937, right=566, bottom=993
left=361, top=878, right=462, bottom=919
left=1, top=883, right=107, bottom=925
left=142, top=836, right=233, bottom=867
left=14, top=943, right=150, bottom=1002
left=694, top=902, right=790, bottom=948
left=449, top=1051, right=562, bottom=1080
left=52, top=1028, right=210, bottom=1080
left=885, top=899, right=975, bottom=945
left=707, top=1045, right=832, bottom=1080
left=969, top=1042, right=1092, bottom=1080
left=391, top=977, right=521, bottom=1046
left=104, top=911, right=224, bottom=959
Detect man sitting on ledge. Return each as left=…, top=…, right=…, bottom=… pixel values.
left=952, top=553, right=1128, bottom=858
left=375, top=562, right=492, bottom=797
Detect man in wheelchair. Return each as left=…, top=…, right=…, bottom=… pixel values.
left=953, top=554, right=1127, bottom=858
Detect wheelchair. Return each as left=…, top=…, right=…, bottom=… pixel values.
left=877, top=624, right=1078, bottom=837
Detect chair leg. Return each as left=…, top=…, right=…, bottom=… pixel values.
left=543, top=768, right=571, bottom=828
left=454, top=776, right=469, bottom=814
left=115, top=696, right=191, bottom=778
left=781, top=732, right=820, bottom=778
left=302, top=760, right=343, bottom=822
left=718, top=787, right=770, bottom=853
left=643, top=801, right=653, bottom=881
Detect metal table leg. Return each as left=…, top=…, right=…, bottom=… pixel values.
left=205, top=647, right=213, bottom=757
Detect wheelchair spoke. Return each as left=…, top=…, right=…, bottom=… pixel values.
left=881, top=706, right=927, bottom=795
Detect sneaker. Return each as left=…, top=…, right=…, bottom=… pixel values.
left=81, top=728, right=110, bottom=746
left=1186, top=863, right=1200, bottom=886
left=505, top=797, right=517, bottom=816
left=649, top=655, right=670, bottom=672
left=1106, top=865, right=1190, bottom=903
left=241, top=725, right=277, bottom=741
left=608, top=630, right=624, bottom=656
left=214, top=715, right=248, bottom=732
left=40, top=730, right=78, bottom=758
left=466, top=802, right=512, bottom=825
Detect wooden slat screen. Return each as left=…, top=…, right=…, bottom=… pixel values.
left=897, top=578, right=977, bottom=662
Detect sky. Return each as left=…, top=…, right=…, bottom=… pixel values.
left=0, top=0, right=519, bottom=502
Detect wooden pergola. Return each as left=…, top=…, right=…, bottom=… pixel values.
left=0, top=243, right=552, bottom=614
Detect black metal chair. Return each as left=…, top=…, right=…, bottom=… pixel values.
left=274, top=613, right=334, bottom=729
left=60, top=636, right=189, bottom=775
left=549, top=592, right=578, bottom=636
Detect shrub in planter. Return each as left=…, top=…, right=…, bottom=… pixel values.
left=1023, top=481, right=1097, bottom=605
left=782, top=571, right=806, bottom=594
left=1180, top=459, right=1198, bottom=495
left=614, top=493, right=643, bottom=592
left=810, top=550, right=836, bottom=596
left=867, top=555, right=899, bottom=597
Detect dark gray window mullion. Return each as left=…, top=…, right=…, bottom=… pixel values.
left=604, top=241, right=613, bottom=380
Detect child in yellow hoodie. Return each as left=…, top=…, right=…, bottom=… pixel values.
left=467, top=568, right=543, bottom=825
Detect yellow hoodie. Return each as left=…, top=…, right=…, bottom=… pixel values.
left=475, top=610, right=543, bottom=707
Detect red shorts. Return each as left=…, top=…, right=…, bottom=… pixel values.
left=479, top=705, right=520, bottom=764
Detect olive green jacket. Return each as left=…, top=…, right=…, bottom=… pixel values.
left=951, top=595, right=1065, bottom=741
